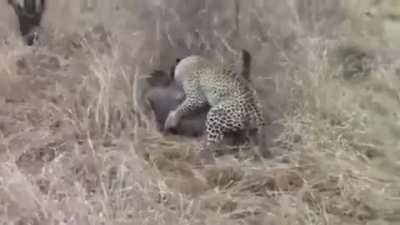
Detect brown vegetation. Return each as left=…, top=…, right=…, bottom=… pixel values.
left=0, top=0, right=399, bottom=224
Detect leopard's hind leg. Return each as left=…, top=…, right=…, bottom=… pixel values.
left=201, top=99, right=247, bottom=157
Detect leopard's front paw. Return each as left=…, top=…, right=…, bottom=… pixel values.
left=163, top=110, right=179, bottom=132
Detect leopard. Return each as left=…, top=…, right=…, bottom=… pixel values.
left=164, top=53, right=271, bottom=160
left=145, top=50, right=254, bottom=144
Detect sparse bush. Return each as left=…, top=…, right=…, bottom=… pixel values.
left=334, top=44, right=375, bottom=81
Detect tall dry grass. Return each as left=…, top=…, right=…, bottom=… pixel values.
left=0, top=0, right=399, bottom=224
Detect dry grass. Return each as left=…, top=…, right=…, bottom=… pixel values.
left=0, top=0, right=399, bottom=224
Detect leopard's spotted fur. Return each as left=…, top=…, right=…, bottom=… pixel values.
left=164, top=55, right=268, bottom=157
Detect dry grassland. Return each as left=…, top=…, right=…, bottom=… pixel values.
left=0, top=0, right=399, bottom=224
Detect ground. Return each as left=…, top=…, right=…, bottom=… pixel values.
left=0, top=1, right=400, bottom=225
